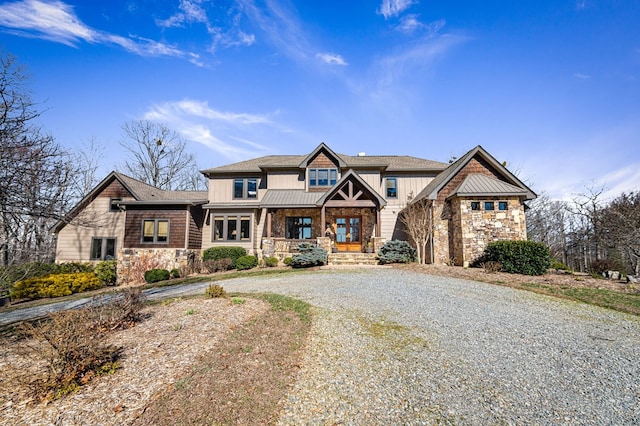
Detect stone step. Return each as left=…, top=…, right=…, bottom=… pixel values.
left=327, top=253, right=378, bottom=266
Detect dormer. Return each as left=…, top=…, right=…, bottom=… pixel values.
left=299, top=143, right=346, bottom=192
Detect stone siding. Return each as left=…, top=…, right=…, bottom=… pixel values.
left=116, top=248, right=200, bottom=284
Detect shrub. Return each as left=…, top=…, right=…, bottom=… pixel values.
left=170, top=268, right=180, bottom=279
left=475, top=240, right=551, bottom=276
left=202, top=247, right=246, bottom=268
left=203, top=258, right=234, bottom=273
left=283, top=257, right=293, bottom=266
left=95, top=260, right=117, bottom=286
left=290, top=243, right=328, bottom=268
left=91, top=287, right=146, bottom=330
left=378, top=240, right=417, bottom=264
left=235, top=255, right=258, bottom=270
left=550, top=259, right=571, bottom=271
left=589, top=259, right=621, bottom=275
left=264, top=256, right=279, bottom=267
left=119, top=252, right=165, bottom=284
left=144, top=269, right=170, bottom=283
left=481, top=261, right=503, bottom=273
left=55, top=262, right=94, bottom=274
left=11, top=273, right=103, bottom=300
left=205, top=284, right=226, bottom=298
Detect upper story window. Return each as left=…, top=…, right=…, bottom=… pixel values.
left=234, top=178, right=257, bottom=199
left=142, top=219, right=169, bottom=243
left=386, top=177, right=397, bottom=198
left=109, top=198, right=122, bottom=212
left=309, top=168, right=337, bottom=187
left=498, top=201, right=508, bottom=211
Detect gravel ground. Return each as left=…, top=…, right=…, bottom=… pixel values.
left=217, top=268, right=640, bottom=425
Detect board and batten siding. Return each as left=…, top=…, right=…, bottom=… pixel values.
left=55, top=197, right=129, bottom=262
left=266, top=171, right=305, bottom=190
left=208, top=176, right=266, bottom=203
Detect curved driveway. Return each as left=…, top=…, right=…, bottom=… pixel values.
left=219, top=268, right=640, bottom=425
left=2, top=268, right=638, bottom=424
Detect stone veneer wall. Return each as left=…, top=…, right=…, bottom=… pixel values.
left=117, top=248, right=200, bottom=284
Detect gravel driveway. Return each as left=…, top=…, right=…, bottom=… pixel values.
left=216, top=268, right=640, bottom=425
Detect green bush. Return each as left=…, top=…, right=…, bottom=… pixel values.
left=203, top=258, right=234, bottom=273
left=144, top=269, right=170, bottom=283
left=55, top=262, right=95, bottom=274
left=291, top=243, right=328, bottom=268
left=283, top=257, right=293, bottom=266
left=202, top=247, right=246, bottom=268
left=170, top=268, right=180, bottom=279
left=264, top=256, right=279, bottom=267
left=11, top=273, right=103, bottom=300
left=378, top=240, right=417, bottom=264
left=95, top=260, right=117, bottom=286
left=205, top=284, right=226, bottom=298
left=236, top=255, right=258, bottom=270
left=476, top=240, right=551, bottom=276
left=550, top=259, right=571, bottom=271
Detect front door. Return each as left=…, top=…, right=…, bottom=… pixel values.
left=335, top=216, right=361, bottom=252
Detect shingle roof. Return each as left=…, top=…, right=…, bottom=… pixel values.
left=201, top=151, right=448, bottom=174
left=451, top=174, right=529, bottom=198
left=259, top=190, right=321, bottom=207
left=115, top=172, right=208, bottom=203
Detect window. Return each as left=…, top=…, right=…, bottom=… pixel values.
left=233, top=178, right=258, bottom=199
left=309, top=168, right=337, bottom=187
left=286, top=217, right=312, bottom=239
left=212, top=215, right=251, bottom=241
left=109, top=198, right=122, bottom=212
left=471, top=202, right=480, bottom=211
left=386, top=178, right=397, bottom=198
left=498, top=201, right=508, bottom=211
left=142, top=219, right=169, bottom=243
left=90, top=237, right=116, bottom=260
left=484, top=201, right=495, bottom=211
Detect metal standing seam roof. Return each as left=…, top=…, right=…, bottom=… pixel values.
left=450, top=174, right=529, bottom=198
left=259, top=190, right=322, bottom=207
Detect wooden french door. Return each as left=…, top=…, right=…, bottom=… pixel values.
left=335, top=216, right=361, bottom=252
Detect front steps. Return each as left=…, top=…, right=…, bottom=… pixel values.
left=327, top=252, right=378, bottom=266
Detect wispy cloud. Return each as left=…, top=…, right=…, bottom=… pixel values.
left=317, top=52, right=348, bottom=66
left=143, top=99, right=279, bottom=161
left=156, top=0, right=209, bottom=29
left=0, top=0, right=199, bottom=63
left=396, top=16, right=445, bottom=35
left=573, top=72, right=590, bottom=80
left=378, top=0, right=416, bottom=20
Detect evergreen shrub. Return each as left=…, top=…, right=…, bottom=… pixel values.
left=291, top=242, right=327, bottom=268
left=95, top=260, right=117, bottom=286
left=144, top=269, right=170, bottom=283
left=378, top=240, right=417, bottom=264
left=235, top=255, right=258, bottom=270
left=475, top=240, right=551, bottom=276
left=264, top=256, right=279, bottom=267
left=11, top=273, right=103, bottom=300
left=202, top=247, right=246, bottom=268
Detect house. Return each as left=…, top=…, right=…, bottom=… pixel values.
left=54, top=143, right=535, bottom=275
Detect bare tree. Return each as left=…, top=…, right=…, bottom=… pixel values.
left=400, top=194, right=433, bottom=264
left=119, top=120, right=205, bottom=191
left=72, top=138, right=105, bottom=200
left=526, top=192, right=570, bottom=264
left=0, top=51, right=76, bottom=267
left=600, top=192, right=640, bottom=275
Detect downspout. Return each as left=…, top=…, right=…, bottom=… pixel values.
left=430, top=201, right=434, bottom=264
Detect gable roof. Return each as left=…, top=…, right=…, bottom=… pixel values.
left=298, top=142, right=347, bottom=168
left=316, top=169, right=387, bottom=207
left=412, top=145, right=536, bottom=202
left=201, top=146, right=447, bottom=175
left=448, top=173, right=529, bottom=199
left=53, top=171, right=208, bottom=233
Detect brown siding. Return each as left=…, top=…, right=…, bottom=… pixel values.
left=188, top=206, right=204, bottom=249
left=124, top=206, right=188, bottom=249
left=99, top=180, right=133, bottom=198
left=309, top=152, right=338, bottom=168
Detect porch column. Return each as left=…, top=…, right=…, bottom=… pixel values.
left=321, top=205, right=326, bottom=231
left=376, top=208, right=381, bottom=237
left=267, top=211, right=272, bottom=238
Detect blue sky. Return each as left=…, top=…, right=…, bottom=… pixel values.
left=0, top=0, right=638, bottom=200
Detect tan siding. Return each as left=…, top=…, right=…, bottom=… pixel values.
left=393, top=175, right=434, bottom=204
left=208, top=177, right=265, bottom=203
left=357, top=171, right=382, bottom=196
left=201, top=209, right=257, bottom=255
left=267, top=171, right=304, bottom=190
left=380, top=207, right=401, bottom=240
left=55, top=198, right=127, bottom=262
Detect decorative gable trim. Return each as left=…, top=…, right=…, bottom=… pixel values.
left=316, top=169, right=387, bottom=207
left=298, top=142, right=347, bottom=168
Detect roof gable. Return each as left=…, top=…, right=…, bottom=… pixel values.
left=449, top=173, right=529, bottom=199
left=299, top=143, right=346, bottom=168
left=412, top=145, right=536, bottom=202
left=316, top=170, right=386, bottom=207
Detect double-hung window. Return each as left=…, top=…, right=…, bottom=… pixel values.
left=286, top=217, right=312, bottom=239
left=213, top=215, right=251, bottom=241
left=233, top=178, right=258, bottom=199
left=142, top=219, right=169, bottom=243
left=309, top=168, right=337, bottom=187
left=90, top=237, right=116, bottom=260
left=386, top=177, right=397, bottom=198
